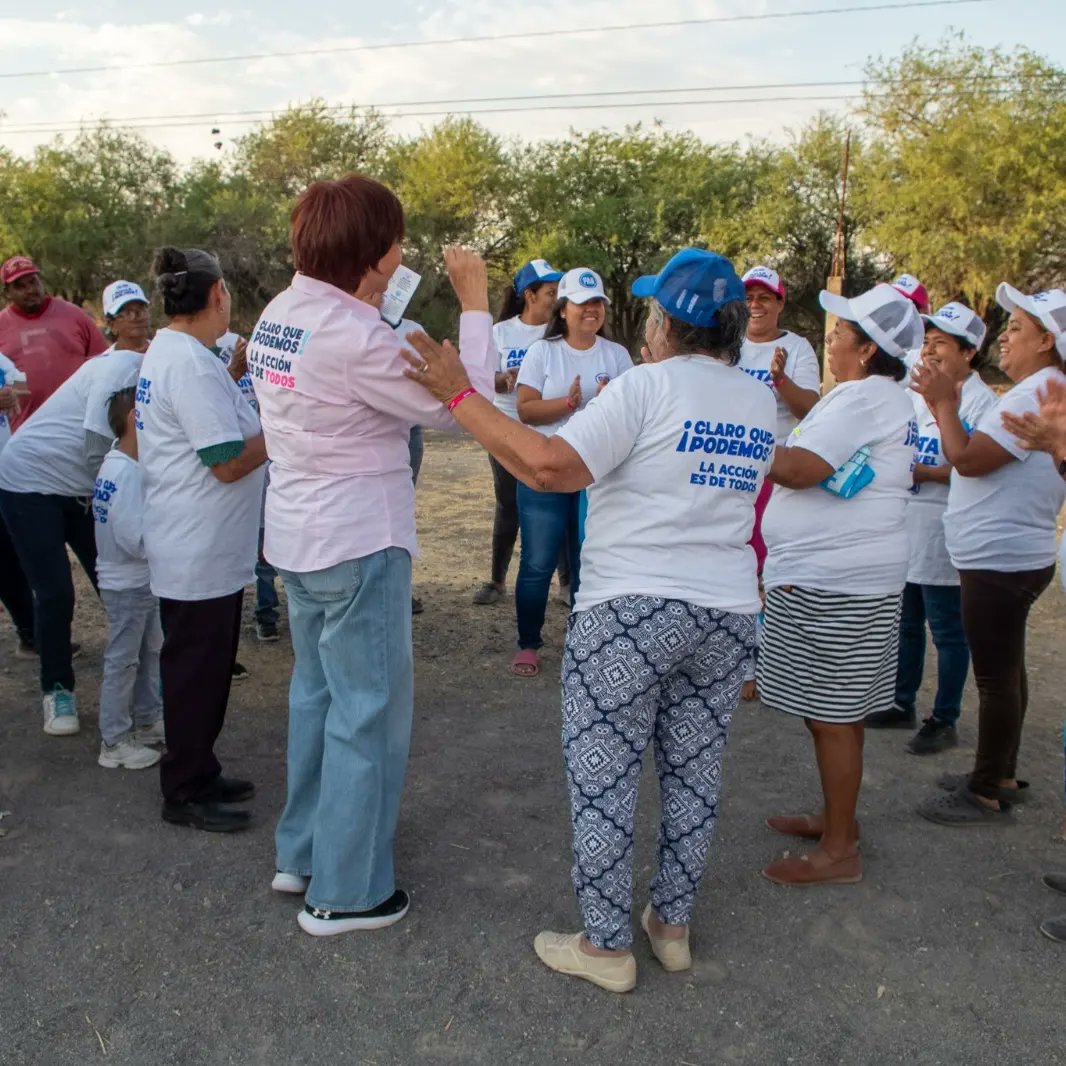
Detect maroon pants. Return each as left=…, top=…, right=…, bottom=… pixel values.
left=960, top=567, right=1054, bottom=800
left=158, top=591, right=243, bottom=803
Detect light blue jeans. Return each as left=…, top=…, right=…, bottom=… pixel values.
left=98, top=585, right=163, bottom=746
left=275, top=547, right=413, bottom=912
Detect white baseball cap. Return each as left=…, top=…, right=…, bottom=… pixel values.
left=819, top=283, right=925, bottom=360
left=921, top=302, right=986, bottom=350
left=995, top=283, right=1066, bottom=359
left=742, top=265, right=785, bottom=299
left=102, top=280, right=147, bottom=317
left=557, top=267, right=609, bottom=305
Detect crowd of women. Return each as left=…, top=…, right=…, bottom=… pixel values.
left=2, top=170, right=1066, bottom=988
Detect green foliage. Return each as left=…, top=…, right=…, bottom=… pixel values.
left=857, top=34, right=1066, bottom=317
left=1, top=37, right=1063, bottom=350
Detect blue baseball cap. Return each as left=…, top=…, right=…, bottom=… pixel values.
left=631, top=248, right=745, bottom=327
left=513, top=259, right=563, bottom=295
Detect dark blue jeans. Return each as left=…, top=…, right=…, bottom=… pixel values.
left=515, top=483, right=581, bottom=650
left=894, top=581, right=969, bottom=725
left=0, top=490, right=97, bottom=692
left=255, top=526, right=279, bottom=624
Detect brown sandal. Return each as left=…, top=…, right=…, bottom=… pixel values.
left=762, top=847, right=862, bottom=886
left=765, top=815, right=860, bottom=841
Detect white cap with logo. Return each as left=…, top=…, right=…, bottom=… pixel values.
left=996, top=283, right=1066, bottom=359
left=558, top=267, right=610, bottom=305
left=819, top=283, right=925, bottom=360
left=102, top=280, right=148, bottom=317
left=921, top=302, right=987, bottom=350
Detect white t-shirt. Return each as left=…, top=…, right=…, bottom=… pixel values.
left=905, top=374, right=997, bottom=586
left=738, top=331, right=822, bottom=443
left=944, top=366, right=1066, bottom=573
left=0, top=348, right=142, bottom=497
left=0, top=352, right=26, bottom=455
left=137, top=328, right=265, bottom=601
left=214, top=331, right=258, bottom=411
left=516, top=335, right=634, bottom=437
left=557, top=356, right=776, bottom=615
left=93, top=448, right=150, bottom=590
left=491, top=316, right=548, bottom=420
left=762, top=375, right=919, bottom=596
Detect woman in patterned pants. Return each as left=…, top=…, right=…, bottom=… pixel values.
left=404, top=248, right=777, bottom=992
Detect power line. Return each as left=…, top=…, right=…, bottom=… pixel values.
left=1, top=86, right=1045, bottom=137
left=0, top=0, right=993, bottom=81
left=3, top=71, right=1055, bottom=133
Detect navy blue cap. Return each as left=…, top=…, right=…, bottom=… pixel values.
left=513, top=259, right=564, bottom=295
left=631, top=248, right=745, bottom=327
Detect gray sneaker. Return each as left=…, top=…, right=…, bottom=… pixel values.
left=98, top=737, right=161, bottom=770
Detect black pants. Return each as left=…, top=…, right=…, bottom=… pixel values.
left=488, top=456, right=569, bottom=587
left=0, top=490, right=97, bottom=692
left=159, top=591, right=243, bottom=803
left=960, top=566, right=1054, bottom=800
left=0, top=507, right=34, bottom=645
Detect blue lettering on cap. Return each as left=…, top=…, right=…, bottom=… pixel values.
left=579, top=272, right=597, bottom=289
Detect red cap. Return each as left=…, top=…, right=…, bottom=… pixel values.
left=1, top=256, right=40, bottom=286
left=891, top=274, right=930, bottom=314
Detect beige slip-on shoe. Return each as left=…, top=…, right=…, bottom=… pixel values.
left=641, top=904, right=692, bottom=972
left=533, top=931, right=636, bottom=993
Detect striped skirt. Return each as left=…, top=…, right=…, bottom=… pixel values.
left=756, top=585, right=903, bottom=724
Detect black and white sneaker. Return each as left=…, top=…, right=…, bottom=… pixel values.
left=231, top=661, right=250, bottom=681
left=297, top=889, right=410, bottom=936
left=866, top=705, right=916, bottom=729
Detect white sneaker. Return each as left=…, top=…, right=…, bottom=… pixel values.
left=272, top=872, right=310, bottom=894
left=98, top=737, right=162, bottom=770
left=42, top=687, right=79, bottom=736
left=135, top=719, right=167, bottom=746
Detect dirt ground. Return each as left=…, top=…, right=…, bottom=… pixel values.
left=1, top=431, right=1064, bottom=1066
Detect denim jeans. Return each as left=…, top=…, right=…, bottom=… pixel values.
left=515, top=483, right=582, bottom=650
left=0, top=489, right=97, bottom=692
left=99, top=585, right=163, bottom=746
left=275, top=547, right=413, bottom=912
left=894, top=582, right=969, bottom=725
left=255, top=526, right=279, bottom=625
left=408, top=425, right=424, bottom=486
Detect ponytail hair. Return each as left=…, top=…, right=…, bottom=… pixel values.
left=153, top=246, right=223, bottom=317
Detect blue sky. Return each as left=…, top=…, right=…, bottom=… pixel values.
left=1, top=0, right=1064, bottom=161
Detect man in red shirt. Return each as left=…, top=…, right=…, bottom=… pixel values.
left=0, top=257, right=109, bottom=429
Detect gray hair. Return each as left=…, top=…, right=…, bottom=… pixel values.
left=653, top=298, right=749, bottom=366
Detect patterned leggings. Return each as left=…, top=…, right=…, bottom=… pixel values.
left=562, top=596, right=755, bottom=950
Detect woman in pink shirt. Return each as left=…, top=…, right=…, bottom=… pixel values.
left=250, top=175, right=494, bottom=938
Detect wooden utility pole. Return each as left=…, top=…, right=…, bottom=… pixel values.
left=822, top=130, right=851, bottom=391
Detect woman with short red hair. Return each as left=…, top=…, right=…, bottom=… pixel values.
left=249, top=174, right=494, bottom=937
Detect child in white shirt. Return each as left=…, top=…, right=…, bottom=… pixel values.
left=93, top=386, right=164, bottom=769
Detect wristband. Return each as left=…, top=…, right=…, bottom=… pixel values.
left=447, top=387, right=478, bottom=412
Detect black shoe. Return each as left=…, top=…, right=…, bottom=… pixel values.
left=162, top=800, right=251, bottom=833
left=865, top=706, right=916, bottom=729
left=1042, top=872, right=1066, bottom=895
left=297, top=889, right=410, bottom=935
left=908, top=717, right=959, bottom=755
left=256, top=621, right=279, bottom=643
left=204, top=776, right=256, bottom=803
left=1039, top=914, right=1066, bottom=943
left=232, top=661, right=249, bottom=681
left=411, top=596, right=424, bottom=615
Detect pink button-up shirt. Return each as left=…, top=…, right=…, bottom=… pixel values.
left=249, top=273, right=494, bottom=573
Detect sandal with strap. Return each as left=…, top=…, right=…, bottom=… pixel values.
left=918, top=786, right=1012, bottom=827
left=937, top=772, right=1029, bottom=804
left=511, top=649, right=539, bottom=678
left=765, top=814, right=861, bottom=842
left=762, top=847, right=862, bottom=887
